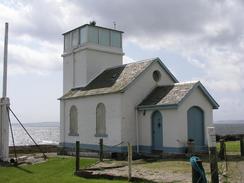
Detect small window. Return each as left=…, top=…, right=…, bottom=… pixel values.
left=111, top=31, right=121, bottom=48
left=99, top=29, right=110, bottom=46
left=153, top=70, right=161, bottom=82
left=80, top=26, right=87, bottom=44
left=96, top=103, right=107, bottom=137
left=69, top=105, right=78, bottom=136
left=88, top=26, right=99, bottom=44
left=72, top=29, right=79, bottom=48
left=64, top=33, right=71, bottom=51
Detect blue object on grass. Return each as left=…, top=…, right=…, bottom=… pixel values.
left=190, top=156, right=207, bottom=183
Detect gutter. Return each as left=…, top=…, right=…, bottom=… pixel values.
left=135, top=108, right=139, bottom=153
left=137, top=104, right=178, bottom=111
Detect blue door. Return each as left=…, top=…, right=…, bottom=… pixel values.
left=152, top=111, right=163, bottom=150
left=187, top=106, right=204, bottom=150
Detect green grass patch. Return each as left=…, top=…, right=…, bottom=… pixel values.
left=0, top=157, right=126, bottom=183
left=217, top=141, right=240, bottom=153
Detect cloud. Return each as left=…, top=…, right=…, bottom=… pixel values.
left=69, top=0, right=244, bottom=120
left=0, top=0, right=92, bottom=75
left=2, top=0, right=242, bottom=86
left=0, top=0, right=243, bottom=121
left=72, top=0, right=244, bottom=93
left=123, top=55, right=135, bottom=64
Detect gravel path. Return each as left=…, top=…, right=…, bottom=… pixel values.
left=87, top=160, right=192, bottom=183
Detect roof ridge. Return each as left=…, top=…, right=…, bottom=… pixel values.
left=103, top=57, right=157, bottom=71
left=126, top=57, right=157, bottom=65
left=174, top=81, right=199, bottom=85
left=154, top=81, right=199, bottom=88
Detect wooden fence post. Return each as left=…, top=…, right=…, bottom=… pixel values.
left=75, top=141, right=80, bottom=172
left=219, top=139, right=226, bottom=160
left=187, top=139, right=195, bottom=156
left=207, top=127, right=219, bottom=183
left=99, top=138, right=104, bottom=162
left=240, top=135, right=244, bottom=157
left=128, top=142, right=132, bottom=181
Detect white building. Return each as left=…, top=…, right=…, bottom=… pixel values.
left=59, top=23, right=219, bottom=154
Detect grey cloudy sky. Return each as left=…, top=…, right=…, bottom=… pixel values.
left=0, top=0, right=243, bottom=122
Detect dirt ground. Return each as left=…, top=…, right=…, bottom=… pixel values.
left=85, top=156, right=244, bottom=183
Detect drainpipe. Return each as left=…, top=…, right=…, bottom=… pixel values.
left=63, top=100, right=66, bottom=145
left=135, top=108, right=139, bottom=153
left=72, top=51, right=75, bottom=87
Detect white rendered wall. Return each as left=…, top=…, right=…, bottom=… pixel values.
left=63, top=51, right=87, bottom=93
left=63, top=54, right=74, bottom=93
left=59, top=100, right=65, bottom=143
left=175, top=87, right=213, bottom=147
left=86, top=45, right=123, bottom=82
left=121, top=61, right=175, bottom=145
left=74, top=51, right=87, bottom=88
left=61, top=93, right=123, bottom=146
left=62, top=43, right=123, bottom=94
left=138, top=87, right=214, bottom=148
left=0, top=98, right=10, bottom=161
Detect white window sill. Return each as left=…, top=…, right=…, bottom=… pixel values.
left=68, top=133, right=79, bottom=136
left=95, top=134, right=108, bottom=138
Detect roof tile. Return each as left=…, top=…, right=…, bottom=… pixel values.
left=139, top=82, right=197, bottom=106
left=61, top=59, right=154, bottom=99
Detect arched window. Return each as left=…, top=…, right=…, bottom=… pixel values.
left=96, top=103, right=107, bottom=137
left=69, top=105, right=78, bottom=136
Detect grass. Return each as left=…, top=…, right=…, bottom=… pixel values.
left=217, top=141, right=240, bottom=153
left=0, top=157, right=126, bottom=183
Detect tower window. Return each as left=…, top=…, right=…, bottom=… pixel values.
left=64, top=25, right=122, bottom=51
left=88, top=26, right=99, bottom=44
left=72, top=29, right=79, bottom=48
left=80, top=26, right=87, bottom=44
left=111, top=31, right=121, bottom=48
left=64, top=32, right=71, bottom=51
left=99, top=29, right=110, bottom=46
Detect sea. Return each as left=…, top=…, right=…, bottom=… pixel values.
left=8, top=120, right=244, bottom=146
left=9, top=122, right=59, bottom=146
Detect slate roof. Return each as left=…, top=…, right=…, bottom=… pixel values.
left=60, top=58, right=155, bottom=99
left=138, top=81, right=219, bottom=109
left=139, top=82, right=196, bottom=107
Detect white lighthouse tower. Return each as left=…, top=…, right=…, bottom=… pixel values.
left=0, top=23, right=10, bottom=162
left=62, top=22, right=124, bottom=93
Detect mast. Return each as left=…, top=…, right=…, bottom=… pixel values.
left=2, top=22, right=8, bottom=98
left=0, top=22, right=10, bottom=162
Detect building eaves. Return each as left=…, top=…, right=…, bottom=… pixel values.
left=138, top=81, right=219, bottom=110
left=59, top=58, right=155, bottom=100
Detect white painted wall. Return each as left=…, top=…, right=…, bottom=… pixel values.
left=176, top=87, right=213, bottom=146
left=59, top=100, right=65, bottom=143
left=60, top=93, right=123, bottom=147
left=63, top=53, right=76, bottom=93
left=0, top=98, right=10, bottom=161
left=74, top=51, right=87, bottom=88
left=121, top=61, right=175, bottom=145
left=62, top=43, right=123, bottom=94
left=138, top=87, right=214, bottom=149
left=85, top=44, right=123, bottom=82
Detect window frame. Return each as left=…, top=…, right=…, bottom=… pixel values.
left=95, top=103, right=108, bottom=137
left=69, top=105, right=79, bottom=136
